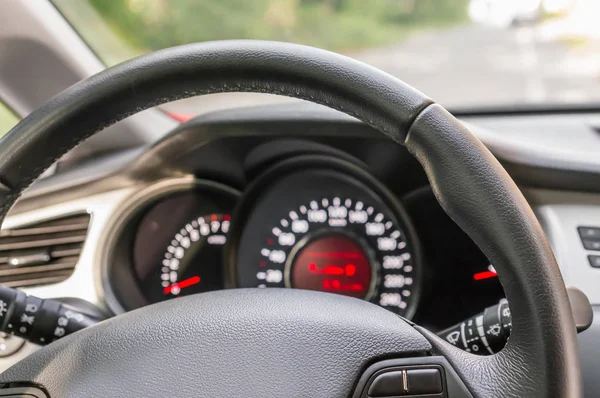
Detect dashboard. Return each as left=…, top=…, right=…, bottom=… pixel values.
left=6, top=102, right=600, bottom=395
left=98, top=112, right=505, bottom=331
left=111, top=179, right=503, bottom=330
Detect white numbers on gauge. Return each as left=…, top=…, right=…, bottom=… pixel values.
left=349, top=210, right=368, bottom=224
left=377, top=237, right=396, bottom=251
left=207, top=235, right=226, bottom=245
left=180, top=237, right=191, bottom=249
left=380, top=293, right=404, bottom=308
left=268, top=250, right=286, bottom=264
left=257, top=269, right=283, bottom=284
left=174, top=247, right=185, bottom=259
left=383, top=256, right=403, bottom=269
left=384, top=274, right=405, bottom=288
left=366, top=222, right=385, bottom=236
left=278, top=233, right=295, bottom=246
left=291, top=220, right=308, bottom=233
left=328, top=205, right=347, bottom=219
left=200, top=223, right=210, bottom=236
left=307, top=209, right=327, bottom=223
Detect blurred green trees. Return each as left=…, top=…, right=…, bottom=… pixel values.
left=60, top=0, right=468, bottom=63
left=0, top=103, right=19, bottom=137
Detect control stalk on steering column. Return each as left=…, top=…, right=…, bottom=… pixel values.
left=437, top=286, right=593, bottom=355
left=0, top=285, right=103, bottom=345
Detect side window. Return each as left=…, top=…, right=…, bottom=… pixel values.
left=0, top=102, right=19, bottom=137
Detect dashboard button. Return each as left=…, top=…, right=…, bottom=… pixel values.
left=582, top=239, right=600, bottom=251
left=578, top=227, right=600, bottom=239
left=406, top=368, right=443, bottom=395
left=589, top=255, right=600, bottom=268
left=368, top=371, right=406, bottom=397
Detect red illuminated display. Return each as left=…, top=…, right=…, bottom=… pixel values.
left=291, top=235, right=372, bottom=299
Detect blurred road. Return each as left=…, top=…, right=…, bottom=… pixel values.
left=357, top=24, right=600, bottom=108
left=162, top=24, right=600, bottom=116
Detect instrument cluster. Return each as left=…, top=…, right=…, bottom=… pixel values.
left=114, top=154, right=504, bottom=329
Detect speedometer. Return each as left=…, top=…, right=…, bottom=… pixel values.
left=228, top=156, right=421, bottom=318
left=262, top=198, right=413, bottom=307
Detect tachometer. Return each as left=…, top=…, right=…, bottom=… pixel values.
left=132, top=185, right=238, bottom=304
left=157, top=213, right=230, bottom=300
left=228, top=156, right=421, bottom=318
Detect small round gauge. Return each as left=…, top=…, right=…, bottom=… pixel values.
left=228, top=156, right=421, bottom=318
left=132, top=186, right=238, bottom=304
left=156, top=213, right=231, bottom=300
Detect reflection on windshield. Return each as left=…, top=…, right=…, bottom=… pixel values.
left=54, top=0, right=600, bottom=112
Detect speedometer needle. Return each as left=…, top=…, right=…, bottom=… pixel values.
left=163, top=276, right=201, bottom=294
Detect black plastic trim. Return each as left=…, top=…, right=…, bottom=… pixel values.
left=503, top=162, right=600, bottom=194
left=352, top=357, right=473, bottom=398
left=0, top=383, right=49, bottom=398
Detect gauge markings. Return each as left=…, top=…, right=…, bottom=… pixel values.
left=160, top=214, right=230, bottom=294
left=256, top=197, right=414, bottom=314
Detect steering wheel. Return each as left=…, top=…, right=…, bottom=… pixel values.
left=0, top=41, right=581, bottom=397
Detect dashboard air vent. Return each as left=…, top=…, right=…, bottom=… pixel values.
left=0, top=214, right=90, bottom=288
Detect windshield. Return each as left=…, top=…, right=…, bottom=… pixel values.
left=0, top=103, right=19, bottom=137
left=54, top=0, right=600, bottom=112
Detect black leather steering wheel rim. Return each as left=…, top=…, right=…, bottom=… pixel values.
left=0, top=41, right=581, bottom=397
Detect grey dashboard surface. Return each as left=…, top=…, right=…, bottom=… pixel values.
left=464, top=112, right=600, bottom=174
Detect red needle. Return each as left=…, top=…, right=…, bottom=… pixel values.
left=473, top=270, right=497, bottom=281
left=163, top=275, right=201, bottom=294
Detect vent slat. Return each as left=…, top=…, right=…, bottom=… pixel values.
left=0, top=262, right=76, bottom=277
left=0, top=235, right=85, bottom=251
left=0, top=246, right=82, bottom=265
left=50, top=246, right=82, bottom=258
left=0, top=256, right=79, bottom=272
left=0, top=214, right=89, bottom=288
left=2, top=274, right=73, bottom=288
left=0, top=223, right=89, bottom=237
